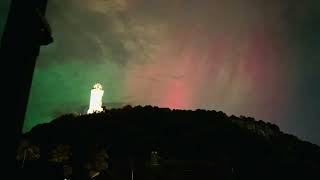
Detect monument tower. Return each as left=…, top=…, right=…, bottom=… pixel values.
left=87, top=83, right=104, bottom=114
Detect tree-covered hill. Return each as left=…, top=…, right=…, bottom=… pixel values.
left=19, top=105, right=320, bottom=180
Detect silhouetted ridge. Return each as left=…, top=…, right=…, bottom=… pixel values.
left=20, top=105, right=320, bottom=180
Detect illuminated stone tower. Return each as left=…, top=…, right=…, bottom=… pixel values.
left=87, top=83, right=104, bottom=114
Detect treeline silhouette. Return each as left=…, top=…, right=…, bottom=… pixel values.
left=17, top=105, right=320, bottom=180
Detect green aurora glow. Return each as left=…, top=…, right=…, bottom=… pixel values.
left=1, top=0, right=319, bottom=145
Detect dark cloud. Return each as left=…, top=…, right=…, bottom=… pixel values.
left=37, top=0, right=133, bottom=68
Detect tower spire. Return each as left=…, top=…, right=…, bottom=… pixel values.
left=87, top=83, right=104, bottom=114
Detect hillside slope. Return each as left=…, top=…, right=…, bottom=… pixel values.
left=20, top=105, right=320, bottom=179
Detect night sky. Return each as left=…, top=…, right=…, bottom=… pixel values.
left=1, top=0, right=319, bottom=145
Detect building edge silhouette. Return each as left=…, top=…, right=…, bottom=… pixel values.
left=0, top=0, right=52, bottom=177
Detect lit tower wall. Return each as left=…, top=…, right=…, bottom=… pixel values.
left=87, top=83, right=104, bottom=114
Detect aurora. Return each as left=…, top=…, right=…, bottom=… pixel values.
left=6, top=0, right=318, bottom=145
